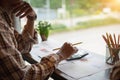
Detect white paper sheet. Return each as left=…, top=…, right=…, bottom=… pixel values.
left=57, top=53, right=112, bottom=79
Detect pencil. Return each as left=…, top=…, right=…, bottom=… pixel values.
left=52, top=42, right=82, bottom=51
left=117, top=34, right=119, bottom=48
left=113, top=33, right=117, bottom=48
left=109, top=34, right=115, bottom=48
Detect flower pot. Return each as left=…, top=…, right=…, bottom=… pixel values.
left=40, top=34, right=48, bottom=41
left=36, top=21, right=51, bottom=41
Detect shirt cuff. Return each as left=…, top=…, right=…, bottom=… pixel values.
left=22, top=29, right=38, bottom=44
left=41, top=54, right=61, bottom=67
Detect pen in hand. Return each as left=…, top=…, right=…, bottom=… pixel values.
left=53, top=42, right=82, bottom=51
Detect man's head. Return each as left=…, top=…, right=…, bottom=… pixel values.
left=8, top=0, right=23, bottom=6
left=0, top=0, right=36, bottom=20
left=0, top=0, right=23, bottom=10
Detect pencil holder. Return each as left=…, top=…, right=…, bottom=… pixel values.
left=106, top=45, right=120, bottom=65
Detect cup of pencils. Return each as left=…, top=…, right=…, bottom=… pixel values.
left=102, top=33, right=120, bottom=65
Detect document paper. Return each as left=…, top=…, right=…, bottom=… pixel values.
left=57, top=53, right=111, bottom=79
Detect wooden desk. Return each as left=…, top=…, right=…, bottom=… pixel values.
left=24, top=40, right=112, bottom=80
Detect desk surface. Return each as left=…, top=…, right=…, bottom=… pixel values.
left=28, top=40, right=112, bottom=80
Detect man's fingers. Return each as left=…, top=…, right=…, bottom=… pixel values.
left=12, top=2, right=25, bottom=13
left=73, top=47, right=78, bottom=53
left=16, top=7, right=29, bottom=17
left=19, top=9, right=31, bottom=18
left=12, top=1, right=32, bottom=18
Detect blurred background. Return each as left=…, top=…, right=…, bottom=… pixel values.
left=21, top=0, right=120, bottom=56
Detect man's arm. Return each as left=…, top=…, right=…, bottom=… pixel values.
left=13, top=1, right=38, bottom=54
left=14, top=27, right=38, bottom=54
left=0, top=24, right=60, bottom=79
left=23, top=19, right=35, bottom=37
left=0, top=21, right=78, bottom=79
left=0, top=48, right=61, bottom=80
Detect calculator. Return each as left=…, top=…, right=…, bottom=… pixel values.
left=66, top=53, right=89, bottom=61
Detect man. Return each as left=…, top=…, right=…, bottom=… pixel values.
left=0, top=0, right=78, bottom=80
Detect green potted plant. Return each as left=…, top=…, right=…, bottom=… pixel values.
left=36, top=21, right=52, bottom=41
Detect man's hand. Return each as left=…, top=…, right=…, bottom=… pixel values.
left=57, top=42, right=78, bottom=61
left=12, top=1, right=37, bottom=20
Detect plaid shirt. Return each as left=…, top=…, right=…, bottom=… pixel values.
left=0, top=7, right=60, bottom=80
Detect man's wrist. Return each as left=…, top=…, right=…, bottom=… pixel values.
left=27, top=15, right=37, bottom=21
left=57, top=53, right=64, bottom=61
